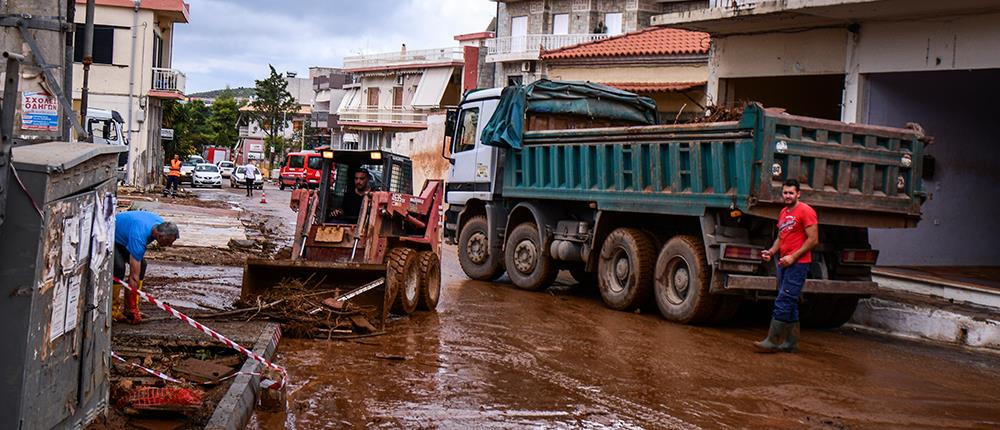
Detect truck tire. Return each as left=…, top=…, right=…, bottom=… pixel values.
left=802, top=296, right=859, bottom=329
left=654, top=235, right=717, bottom=324
left=458, top=215, right=504, bottom=281
left=416, top=251, right=441, bottom=311
left=597, top=228, right=656, bottom=311
left=504, top=222, right=557, bottom=291
left=387, top=248, right=418, bottom=315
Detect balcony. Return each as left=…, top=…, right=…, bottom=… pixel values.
left=150, top=67, right=186, bottom=98
left=485, top=34, right=612, bottom=63
left=338, top=107, right=428, bottom=129
left=343, top=47, right=464, bottom=71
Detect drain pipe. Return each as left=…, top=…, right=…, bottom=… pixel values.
left=63, top=1, right=76, bottom=141
left=126, top=0, right=141, bottom=185
left=79, top=0, right=96, bottom=139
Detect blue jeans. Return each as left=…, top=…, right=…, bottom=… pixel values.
left=772, top=262, right=809, bottom=322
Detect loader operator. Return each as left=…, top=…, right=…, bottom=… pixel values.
left=331, top=168, right=371, bottom=220
left=113, top=211, right=179, bottom=324
left=755, top=179, right=818, bottom=353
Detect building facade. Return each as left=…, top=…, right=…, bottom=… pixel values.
left=489, top=0, right=703, bottom=86
left=309, top=67, right=350, bottom=148
left=653, top=0, right=1000, bottom=266
left=70, top=0, right=190, bottom=188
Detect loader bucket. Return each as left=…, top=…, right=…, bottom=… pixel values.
left=242, top=258, right=389, bottom=329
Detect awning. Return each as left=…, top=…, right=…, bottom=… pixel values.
left=314, top=90, right=331, bottom=103
left=337, top=88, right=361, bottom=113
left=411, top=67, right=454, bottom=109
left=603, top=81, right=706, bottom=93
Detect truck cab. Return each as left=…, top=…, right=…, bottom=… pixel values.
left=86, top=108, right=128, bottom=179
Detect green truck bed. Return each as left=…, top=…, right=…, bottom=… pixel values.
left=502, top=105, right=926, bottom=228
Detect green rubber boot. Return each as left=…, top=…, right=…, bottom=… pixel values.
left=778, top=322, right=799, bottom=352
left=754, top=319, right=787, bottom=353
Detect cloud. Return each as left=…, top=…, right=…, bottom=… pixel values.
left=173, top=0, right=495, bottom=93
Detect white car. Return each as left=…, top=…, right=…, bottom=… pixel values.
left=217, top=161, right=236, bottom=178
left=191, top=163, right=223, bottom=188
left=230, top=166, right=264, bottom=189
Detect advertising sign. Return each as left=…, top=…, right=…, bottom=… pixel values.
left=21, top=91, right=59, bottom=132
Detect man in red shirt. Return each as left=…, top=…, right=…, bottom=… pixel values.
left=755, top=179, right=818, bottom=353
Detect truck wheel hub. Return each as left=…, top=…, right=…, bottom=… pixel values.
left=513, top=240, right=537, bottom=274
left=672, top=265, right=690, bottom=299
left=467, top=232, right=488, bottom=264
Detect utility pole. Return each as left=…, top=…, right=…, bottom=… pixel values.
left=79, top=0, right=96, bottom=136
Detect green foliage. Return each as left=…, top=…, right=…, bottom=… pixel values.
left=210, top=88, right=242, bottom=147
left=251, top=65, right=299, bottom=162
left=161, top=87, right=245, bottom=163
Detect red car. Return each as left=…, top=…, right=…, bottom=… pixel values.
left=278, top=151, right=323, bottom=190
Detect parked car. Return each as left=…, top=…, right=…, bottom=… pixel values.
left=217, top=160, right=236, bottom=178
left=179, top=156, right=204, bottom=183
left=231, top=166, right=264, bottom=189
left=191, top=163, right=223, bottom=188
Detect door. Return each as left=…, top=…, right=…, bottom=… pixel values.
left=367, top=87, right=380, bottom=122
left=392, top=87, right=403, bottom=109
left=446, top=104, right=484, bottom=205
left=553, top=14, right=569, bottom=35
left=511, top=16, right=527, bottom=53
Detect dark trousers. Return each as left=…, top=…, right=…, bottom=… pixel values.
left=113, top=243, right=147, bottom=281
left=164, top=175, right=179, bottom=195
left=772, top=262, right=809, bottom=322
left=245, top=178, right=254, bottom=196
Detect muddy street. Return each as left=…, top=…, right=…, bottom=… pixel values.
left=143, top=186, right=1000, bottom=429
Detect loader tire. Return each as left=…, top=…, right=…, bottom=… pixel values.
left=416, top=251, right=442, bottom=311
left=597, top=228, right=656, bottom=311
left=654, top=235, right=717, bottom=324
left=458, top=215, right=505, bottom=281
left=386, top=247, right=418, bottom=315
left=504, top=222, right=557, bottom=291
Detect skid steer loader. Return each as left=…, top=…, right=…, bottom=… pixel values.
left=242, top=148, right=443, bottom=330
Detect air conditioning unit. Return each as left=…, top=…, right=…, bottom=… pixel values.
left=521, top=61, right=536, bottom=73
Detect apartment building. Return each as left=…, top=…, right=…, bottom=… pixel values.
left=70, top=0, right=190, bottom=188
left=309, top=67, right=351, bottom=148
left=489, top=0, right=705, bottom=86
left=652, top=0, right=1000, bottom=267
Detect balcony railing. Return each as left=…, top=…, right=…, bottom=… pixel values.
left=485, top=33, right=612, bottom=62
left=338, top=107, right=428, bottom=128
left=151, top=67, right=186, bottom=94
left=709, top=0, right=757, bottom=9
left=343, top=47, right=464, bottom=70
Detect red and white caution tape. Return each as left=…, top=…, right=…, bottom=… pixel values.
left=111, top=351, right=182, bottom=383
left=113, top=278, right=287, bottom=390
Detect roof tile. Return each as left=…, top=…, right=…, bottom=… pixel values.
left=542, top=27, right=709, bottom=60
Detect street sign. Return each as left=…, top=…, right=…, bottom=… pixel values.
left=161, top=128, right=174, bottom=139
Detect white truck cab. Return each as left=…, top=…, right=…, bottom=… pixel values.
left=86, top=108, right=128, bottom=179
left=444, top=88, right=503, bottom=206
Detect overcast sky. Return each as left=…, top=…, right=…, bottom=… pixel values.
left=173, top=0, right=496, bottom=93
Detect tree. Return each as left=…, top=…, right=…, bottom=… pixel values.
left=251, top=65, right=298, bottom=165
left=210, top=88, right=241, bottom=147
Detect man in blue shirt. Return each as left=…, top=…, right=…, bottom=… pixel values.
left=113, top=211, right=179, bottom=323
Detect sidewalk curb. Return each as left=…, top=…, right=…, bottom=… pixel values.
left=205, top=322, right=282, bottom=430
left=850, top=297, right=1000, bottom=353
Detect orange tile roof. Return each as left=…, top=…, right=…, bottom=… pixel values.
left=542, top=27, right=709, bottom=60
left=604, top=82, right=706, bottom=93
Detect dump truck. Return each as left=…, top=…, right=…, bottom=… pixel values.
left=243, top=149, right=443, bottom=330
left=443, top=81, right=927, bottom=328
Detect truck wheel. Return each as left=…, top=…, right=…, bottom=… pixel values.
left=416, top=251, right=441, bottom=311
left=504, top=222, right=556, bottom=291
left=387, top=248, right=418, bottom=315
left=597, top=228, right=655, bottom=311
left=654, top=235, right=717, bottom=324
left=458, top=216, right=504, bottom=281
left=802, top=296, right=859, bottom=329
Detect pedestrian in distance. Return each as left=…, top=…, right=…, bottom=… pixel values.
left=163, top=154, right=181, bottom=197
left=113, top=211, right=179, bottom=324
left=755, top=179, right=818, bottom=353
left=244, top=162, right=257, bottom=197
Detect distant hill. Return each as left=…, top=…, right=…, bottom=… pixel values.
left=188, top=87, right=256, bottom=100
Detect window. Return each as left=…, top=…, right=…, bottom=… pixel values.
left=552, top=14, right=569, bottom=35
left=507, top=75, right=523, bottom=87
left=287, top=155, right=304, bottom=168
left=605, top=12, right=623, bottom=35
left=73, top=24, right=115, bottom=64
left=307, top=156, right=323, bottom=170
left=87, top=119, right=118, bottom=141
left=452, top=108, right=479, bottom=153
left=152, top=32, right=164, bottom=69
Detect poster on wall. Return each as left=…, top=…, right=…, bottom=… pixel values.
left=21, top=91, right=60, bottom=132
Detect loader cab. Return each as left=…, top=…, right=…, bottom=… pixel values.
left=444, top=88, right=503, bottom=206
left=316, top=148, right=413, bottom=224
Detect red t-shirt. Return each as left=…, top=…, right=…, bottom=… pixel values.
left=778, top=202, right=817, bottom=264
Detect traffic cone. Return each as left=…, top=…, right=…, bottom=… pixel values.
left=260, top=189, right=267, bottom=204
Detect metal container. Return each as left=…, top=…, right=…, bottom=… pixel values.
left=0, top=142, right=124, bottom=429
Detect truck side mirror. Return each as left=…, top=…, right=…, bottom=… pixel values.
left=442, top=108, right=458, bottom=164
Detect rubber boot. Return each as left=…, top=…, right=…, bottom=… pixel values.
left=754, top=319, right=787, bottom=353
left=778, top=322, right=799, bottom=353
left=125, top=281, right=143, bottom=324
left=111, top=281, right=125, bottom=322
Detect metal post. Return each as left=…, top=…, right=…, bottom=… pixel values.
left=0, top=52, right=25, bottom=228
left=317, top=157, right=332, bottom=223
left=126, top=0, right=141, bottom=185
left=63, top=0, right=76, bottom=141
left=79, top=0, right=96, bottom=136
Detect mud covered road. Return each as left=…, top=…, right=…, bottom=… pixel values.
left=150, top=186, right=1000, bottom=429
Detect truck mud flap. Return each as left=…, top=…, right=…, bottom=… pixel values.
left=724, top=274, right=878, bottom=295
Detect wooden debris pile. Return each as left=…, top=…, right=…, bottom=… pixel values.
left=237, top=277, right=382, bottom=339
